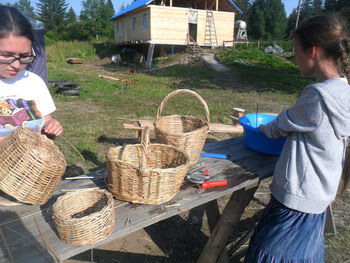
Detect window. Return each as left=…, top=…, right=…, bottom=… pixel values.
left=132, top=17, right=136, bottom=32
left=121, top=21, right=125, bottom=35
left=115, top=22, right=120, bottom=35
left=143, top=14, right=148, bottom=31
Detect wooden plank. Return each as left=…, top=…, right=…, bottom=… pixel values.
left=123, top=120, right=243, bottom=134
left=216, top=0, right=219, bottom=11
left=196, top=184, right=259, bottom=263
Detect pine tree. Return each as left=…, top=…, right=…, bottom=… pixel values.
left=13, top=0, right=35, bottom=18
left=248, top=0, right=287, bottom=39
left=248, top=0, right=266, bottom=39
left=36, top=0, right=68, bottom=35
left=66, top=7, right=77, bottom=25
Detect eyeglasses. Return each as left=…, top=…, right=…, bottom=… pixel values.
left=0, top=48, right=36, bottom=64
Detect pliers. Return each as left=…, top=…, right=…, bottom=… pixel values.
left=186, top=170, right=228, bottom=189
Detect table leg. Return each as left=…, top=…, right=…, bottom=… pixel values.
left=205, top=199, right=220, bottom=233
left=205, top=200, right=230, bottom=263
left=197, top=182, right=259, bottom=263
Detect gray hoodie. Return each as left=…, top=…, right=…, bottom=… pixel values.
left=259, top=78, right=350, bottom=214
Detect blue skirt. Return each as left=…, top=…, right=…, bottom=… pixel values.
left=245, top=196, right=326, bottom=263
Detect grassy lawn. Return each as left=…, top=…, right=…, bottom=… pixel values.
left=46, top=42, right=348, bottom=262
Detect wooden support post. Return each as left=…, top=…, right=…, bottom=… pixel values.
left=197, top=183, right=259, bottom=263
left=216, top=0, right=219, bottom=11
left=146, top=44, right=155, bottom=69
left=170, top=0, right=172, bottom=6
left=205, top=0, right=207, bottom=9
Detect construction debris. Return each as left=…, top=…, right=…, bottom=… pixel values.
left=67, top=58, right=84, bottom=64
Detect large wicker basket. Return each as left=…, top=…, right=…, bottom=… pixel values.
left=154, top=89, right=210, bottom=165
left=53, top=189, right=115, bottom=246
left=107, top=128, right=190, bottom=205
left=0, top=127, right=66, bottom=205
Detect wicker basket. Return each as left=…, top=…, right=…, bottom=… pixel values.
left=0, top=127, right=66, bottom=205
left=154, top=89, right=210, bottom=165
left=53, top=189, right=115, bottom=246
left=107, top=127, right=190, bottom=205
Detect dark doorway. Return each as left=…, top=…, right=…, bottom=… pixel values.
left=188, top=23, right=197, bottom=42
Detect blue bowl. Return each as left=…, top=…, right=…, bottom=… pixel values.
left=238, top=113, right=286, bottom=155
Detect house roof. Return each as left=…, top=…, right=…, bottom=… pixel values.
left=110, top=0, right=242, bottom=20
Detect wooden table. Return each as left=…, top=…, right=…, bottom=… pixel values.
left=0, top=137, right=279, bottom=263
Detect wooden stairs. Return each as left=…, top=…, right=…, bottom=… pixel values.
left=187, top=33, right=203, bottom=54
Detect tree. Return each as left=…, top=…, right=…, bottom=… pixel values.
left=80, top=0, right=115, bottom=40
left=286, top=9, right=298, bottom=37
left=248, top=1, right=266, bottom=39
left=233, top=0, right=250, bottom=21
left=248, top=0, right=287, bottom=39
left=36, top=0, right=68, bottom=36
left=12, top=0, right=35, bottom=18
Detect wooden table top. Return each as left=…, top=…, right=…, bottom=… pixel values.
left=0, top=137, right=278, bottom=262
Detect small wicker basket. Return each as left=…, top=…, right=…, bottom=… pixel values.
left=0, top=127, right=66, bottom=205
left=53, top=189, right=115, bottom=246
left=154, top=89, right=210, bottom=165
left=107, top=127, right=190, bottom=205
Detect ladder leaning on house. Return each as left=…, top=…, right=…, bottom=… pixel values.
left=204, top=11, right=218, bottom=48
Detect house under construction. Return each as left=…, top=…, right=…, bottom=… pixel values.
left=110, top=0, right=243, bottom=50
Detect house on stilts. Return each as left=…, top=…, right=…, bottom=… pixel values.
left=110, top=0, right=242, bottom=61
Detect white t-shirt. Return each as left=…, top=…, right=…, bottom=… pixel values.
left=0, top=70, right=56, bottom=136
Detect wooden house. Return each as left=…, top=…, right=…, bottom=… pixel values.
left=110, top=0, right=242, bottom=48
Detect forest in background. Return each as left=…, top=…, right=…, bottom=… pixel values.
left=3, top=0, right=350, bottom=43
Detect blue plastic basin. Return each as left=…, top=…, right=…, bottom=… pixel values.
left=238, top=113, right=286, bottom=155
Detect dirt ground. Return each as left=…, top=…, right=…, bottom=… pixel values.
left=63, top=54, right=349, bottom=263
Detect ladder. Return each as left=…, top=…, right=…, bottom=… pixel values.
left=187, top=33, right=203, bottom=54
left=204, top=11, right=218, bottom=48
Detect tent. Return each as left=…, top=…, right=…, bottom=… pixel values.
left=25, top=16, right=48, bottom=85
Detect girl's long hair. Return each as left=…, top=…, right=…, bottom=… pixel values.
left=0, top=5, right=34, bottom=41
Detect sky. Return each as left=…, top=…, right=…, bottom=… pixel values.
left=2, top=0, right=299, bottom=17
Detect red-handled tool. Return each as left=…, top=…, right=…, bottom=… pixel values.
left=200, top=180, right=228, bottom=189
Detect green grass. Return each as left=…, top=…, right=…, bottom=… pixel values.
left=46, top=41, right=349, bottom=262
left=47, top=42, right=307, bottom=168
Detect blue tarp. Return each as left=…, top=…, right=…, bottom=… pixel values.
left=110, top=0, right=243, bottom=20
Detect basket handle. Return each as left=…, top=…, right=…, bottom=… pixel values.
left=139, top=126, right=150, bottom=172
left=156, top=89, right=210, bottom=126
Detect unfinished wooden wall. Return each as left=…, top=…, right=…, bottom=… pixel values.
left=113, top=8, right=151, bottom=43
left=150, top=5, right=235, bottom=46
left=113, top=5, right=235, bottom=46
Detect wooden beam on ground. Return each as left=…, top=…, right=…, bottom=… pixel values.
left=98, top=74, right=121, bottom=81
left=146, top=44, right=155, bottom=69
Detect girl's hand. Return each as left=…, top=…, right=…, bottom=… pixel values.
left=42, top=115, right=63, bottom=138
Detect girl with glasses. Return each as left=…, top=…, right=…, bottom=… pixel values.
left=0, top=5, right=63, bottom=140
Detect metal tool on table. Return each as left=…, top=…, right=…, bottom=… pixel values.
left=186, top=169, right=228, bottom=189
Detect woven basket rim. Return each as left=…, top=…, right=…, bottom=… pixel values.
left=53, top=189, right=113, bottom=221
left=107, top=143, right=190, bottom=170
left=154, top=117, right=209, bottom=136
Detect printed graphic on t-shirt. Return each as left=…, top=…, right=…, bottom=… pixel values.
left=0, top=99, right=44, bottom=137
